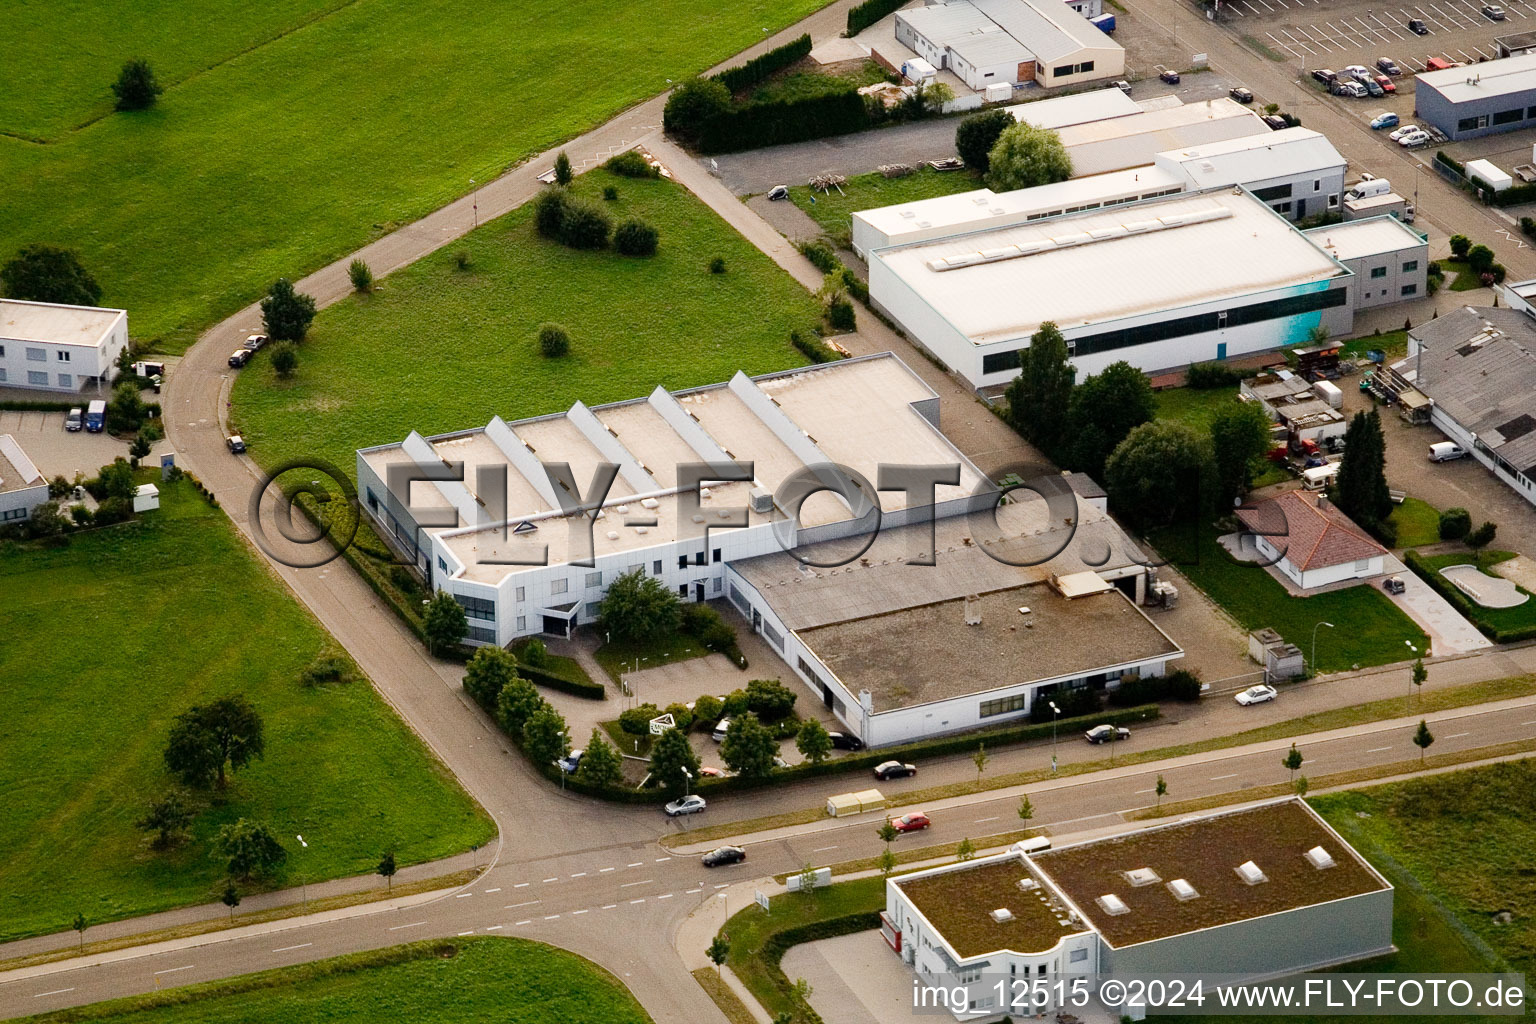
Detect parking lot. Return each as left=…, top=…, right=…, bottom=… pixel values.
left=1223, top=0, right=1523, bottom=69
left=0, top=409, right=172, bottom=483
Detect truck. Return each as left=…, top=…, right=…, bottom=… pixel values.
left=1089, top=12, right=1116, bottom=33
left=1345, top=177, right=1392, bottom=201
left=85, top=399, right=106, bottom=433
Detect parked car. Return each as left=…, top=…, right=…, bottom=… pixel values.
left=1408, top=17, right=1429, bottom=33
left=85, top=399, right=106, bottom=433
left=226, top=434, right=247, bottom=454
left=1235, top=684, right=1279, bottom=706
left=1084, top=724, right=1131, bottom=744
left=228, top=348, right=252, bottom=368
left=1397, top=129, right=1431, bottom=147
left=242, top=333, right=268, bottom=351
left=699, top=765, right=724, bottom=778
left=664, top=794, right=707, bottom=817
left=710, top=718, right=731, bottom=742
left=702, top=846, right=746, bottom=867
left=1370, top=112, right=1400, bottom=130
left=557, top=749, right=584, bottom=774
left=1229, top=86, right=1254, bottom=103
left=1344, top=64, right=1374, bottom=83
left=1485, top=4, right=1507, bottom=19
left=890, top=812, right=931, bottom=833
left=64, top=407, right=83, bottom=432
left=766, top=185, right=789, bottom=201
left=1425, top=56, right=1456, bottom=71
left=828, top=731, right=864, bottom=751
left=1333, top=80, right=1367, bottom=98
left=1389, top=123, right=1421, bottom=141
left=1112, top=79, right=1132, bottom=95
left=1429, top=441, right=1468, bottom=462
left=1262, top=114, right=1289, bottom=130
left=1378, top=57, right=1403, bottom=75
left=1311, top=68, right=1337, bottom=85
left=1365, top=79, right=1385, bottom=97
left=1159, top=70, right=1180, bottom=84
left=1383, top=576, right=1407, bottom=595
left=1374, top=74, right=1397, bottom=93
left=873, top=761, right=918, bottom=780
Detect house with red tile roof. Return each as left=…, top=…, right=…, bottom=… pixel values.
left=1236, top=489, right=1388, bottom=591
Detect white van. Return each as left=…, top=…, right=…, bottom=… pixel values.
left=1345, top=177, right=1392, bottom=201
left=1014, top=836, right=1052, bottom=854
left=1429, top=441, right=1468, bottom=462
left=711, top=718, right=732, bottom=742
left=1302, top=463, right=1339, bottom=490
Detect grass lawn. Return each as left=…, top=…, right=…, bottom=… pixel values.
left=1389, top=495, right=1442, bottom=549
left=746, top=60, right=890, bottom=105
left=1148, top=521, right=1427, bottom=672
left=232, top=169, right=821, bottom=477
left=787, top=167, right=983, bottom=242
left=0, top=479, right=493, bottom=942
left=1151, top=387, right=1289, bottom=487
left=4, top=0, right=830, bottom=352
left=1339, top=328, right=1408, bottom=360
left=1441, top=260, right=1486, bottom=291
left=1412, top=550, right=1536, bottom=634
left=593, top=629, right=716, bottom=686
left=21, top=937, right=652, bottom=1024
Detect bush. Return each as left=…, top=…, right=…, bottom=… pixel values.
left=663, top=702, right=695, bottom=733
left=696, top=90, right=868, bottom=154
left=791, top=330, right=842, bottom=363
left=1372, top=515, right=1398, bottom=549
left=605, top=150, right=659, bottom=178
left=848, top=0, right=908, bottom=34
left=663, top=77, right=732, bottom=145
left=713, top=33, right=812, bottom=93
left=798, top=240, right=840, bottom=274
left=300, top=656, right=349, bottom=687
left=709, top=256, right=727, bottom=274
left=1439, top=507, right=1472, bottom=541
left=558, top=201, right=611, bottom=250
left=614, top=219, right=659, bottom=256
left=1106, top=670, right=1203, bottom=707
left=1029, top=685, right=1100, bottom=723
left=840, top=266, right=868, bottom=304
left=693, top=694, right=724, bottom=728
left=69, top=504, right=93, bottom=527
left=454, top=249, right=472, bottom=270
left=827, top=299, right=856, bottom=331
left=94, top=496, right=133, bottom=526
left=521, top=637, right=548, bottom=668
left=1468, top=521, right=1498, bottom=548
left=1185, top=362, right=1241, bottom=389
left=534, top=188, right=568, bottom=238
left=348, top=259, right=373, bottom=293
left=955, top=108, right=1015, bottom=174
left=619, top=703, right=661, bottom=735
left=1448, top=234, right=1471, bottom=259
left=1427, top=260, right=1444, bottom=279
left=744, top=678, right=798, bottom=721
left=270, top=343, right=298, bottom=378
left=112, top=58, right=163, bottom=111
left=603, top=185, right=619, bottom=201
left=1467, top=244, right=1495, bottom=274
left=538, top=323, right=571, bottom=358
left=518, top=660, right=606, bottom=699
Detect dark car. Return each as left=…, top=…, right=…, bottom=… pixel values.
left=1484, top=5, right=1507, bottom=19
left=702, top=846, right=746, bottom=868
left=1229, top=86, right=1254, bottom=103
left=228, top=348, right=252, bottom=368
left=1311, top=68, right=1337, bottom=85
left=226, top=435, right=247, bottom=454
left=1383, top=576, right=1407, bottom=595
left=1262, top=114, right=1288, bottom=130
left=1159, top=70, right=1181, bottom=84
left=873, top=761, right=918, bottom=781
left=1408, top=17, right=1428, bottom=33
left=1377, top=57, right=1403, bottom=75
left=1085, top=724, right=1131, bottom=744
left=828, top=732, right=864, bottom=751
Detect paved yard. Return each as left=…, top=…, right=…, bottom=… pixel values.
left=0, top=408, right=173, bottom=483
left=1221, top=0, right=1522, bottom=68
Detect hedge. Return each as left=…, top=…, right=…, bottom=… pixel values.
left=760, top=911, right=883, bottom=1023
left=0, top=399, right=75, bottom=411
left=714, top=33, right=812, bottom=94
left=697, top=90, right=868, bottom=154
left=1402, top=550, right=1536, bottom=643
left=1435, top=150, right=1465, bottom=175
left=519, top=661, right=606, bottom=700
left=1185, top=362, right=1241, bottom=389
left=1494, top=183, right=1536, bottom=207
left=848, top=0, right=908, bottom=35
left=791, top=331, right=843, bottom=364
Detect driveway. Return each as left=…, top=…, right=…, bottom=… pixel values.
left=1379, top=553, right=1492, bottom=655
left=0, top=409, right=172, bottom=483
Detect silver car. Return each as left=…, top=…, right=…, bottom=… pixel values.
left=664, top=794, right=707, bottom=817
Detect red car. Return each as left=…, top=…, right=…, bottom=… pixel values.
left=1373, top=74, right=1397, bottom=93
left=890, top=812, right=931, bottom=833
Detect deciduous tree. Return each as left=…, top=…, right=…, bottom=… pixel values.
left=378, top=851, right=397, bottom=890
left=216, top=818, right=287, bottom=879
left=1282, top=743, right=1304, bottom=783
left=1067, top=361, right=1155, bottom=480
left=649, top=726, right=701, bottom=795
left=463, top=646, right=518, bottom=707
left=136, top=791, right=195, bottom=850
left=495, top=678, right=544, bottom=735
left=721, top=712, right=777, bottom=779
left=575, top=729, right=623, bottom=789
left=164, top=695, right=265, bottom=790
left=522, top=705, right=571, bottom=766
left=795, top=719, right=832, bottom=766
left=1003, top=321, right=1075, bottom=461
left=111, top=58, right=163, bottom=110
left=985, top=122, right=1072, bottom=191
left=422, top=591, right=467, bottom=655
left=0, top=245, right=101, bottom=306
left=600, top=569, right=682, bottom=645
left=1210, top=400, right=1273, bottom=505
left=260, top=278, right=317, bottom=342
left=1413, top=719, right=1434, bottom=762
left=1103, top=421, right=1214, bottom=529
left=955, top=108, right=1015, bottom=173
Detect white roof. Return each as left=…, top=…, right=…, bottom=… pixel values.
left=1056, top=100, right=1269, bottom=176
left=871, top=188, right=1346, bottom=345
left=1303, top=216, right=1426, bottom=262
left=0, top=434, right=44, bottom=495
left=950, top=28, right=1034, bottom=67
left=897, top=2, right=1001, bottom=46
left=1154, top=127, right=1346, bottom=188
left=971, top=0, right=1116, bottom=61
left=1418, top=51, right=1536, bottom=102
left=1006, top=88, right=1142, bottom=130
left=0, top=299, right=125, bottom=348
left=1465, top=158, right=1513, bottom=185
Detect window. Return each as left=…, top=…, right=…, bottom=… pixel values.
left=1274, top=202, right=1292, bottom=214
left=956, top=966, right=982, bottom=984
left=2, top=508, right=27, bottom=521
left=763, top=620, right=785, bottom=650
left=1529, top=106, right=1536, bottom=119
left=1370, top=266, right=1387, bottom=279
left=1458, top=116, right=1480, bottom=132
left=1402, top=283, right=1418, bottom=296
left=516, top=615, right=527, bottom=631
left=1052, top=63, right=1073, bottom=78
left=56, top=350, right=71, bottom=362
left=454, top=594, right=495, bottom=621
left=1070, top=948, right=1089, bottom=963
left=0, top=345, right=5, bottom=356
left=652, top=559, right=662, bottom=574
left=56, top=374, right=71, bottom=388
left=1, top=369, right=9, bottom=382
left=678, top=555, right=688, bottom=569
left=515, top=586, right=526, bottom=602
left=551, top=578, right=568, bottom=595
left=585, top=571, right=602, bottom=588
left=694, top=551, right=705, bottom=566
left=27, top=370, right=48, bottom=386
left=438, top=556, right=448, bottom=572
left=1314, top=179, right=1322, bottom=192
left=25, top=347, right=45, bottom=362
left=1079, top=60, right=1093, bottom=73
left=980, top=694, right=1027, bottom=718
left=1354, top=558, right=1372, bottom=571
left=585, top=601, right=601, bottom=617
left=1251, top=183, right=1293, bottom=201
left=1403, top=260, right=1419, bottom=273
left=712, top=548, right=722, bottom=563
left=366, top=488, right=379, bottom=512
left=466, top=624, right=496, bottom=643
left=679, top=584, right=688, bottom=596
left=1327, top=193, right=1339, bottom=208
left=628, top=563, right=643, bottom=575
left=712, top=577, right=722, bottom=593
left=1495, top=106, right=1524, bottom=125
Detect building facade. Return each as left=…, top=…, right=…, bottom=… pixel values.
left=0, top=434, right=49, bottom=525
left=1304, top=217, right=1429, bottom=309
left=1415, top=52, right=1536, bottom=140
left=0, top=299, right=128, bottom=393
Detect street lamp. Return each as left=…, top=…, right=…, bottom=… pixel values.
left=1311, top=621, right=1335, bottom=674
left=1048, top=701, right=1061, bottom=774
left=470, top=179, right=478, bottom=229
left=682, top=767, right=693, bottom=799
left=296, top=834, right=308, bottom=908
left=1405, top=640, right=1419, bottom=704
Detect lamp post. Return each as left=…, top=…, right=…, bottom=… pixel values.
left=1311, top=621, right=1335, bottom=675
left=682, top=767, right=693, bottom=799
left=1049, top=701, right=1061, bottom=775
left=1405, top=641, right=1419, bottom=705
left=296, top=834, right=308, bottom=909
left=470, top=179, right=478, bottom=229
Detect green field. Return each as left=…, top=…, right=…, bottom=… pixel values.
left=3, top=0, right=828, bottom=351
left=1389, top=496, right=1442, bottom=549
left=0, top=479, right=493, bottom=942
left=21, top=937, right=652, bottom=1024
left=232, top=170, right=821, bottom=476
left=787, top=167, right=982, bottom=243
left=1412, top=550, right=1536, bottom=634
left=1150, top=388, right=1289, bottom=488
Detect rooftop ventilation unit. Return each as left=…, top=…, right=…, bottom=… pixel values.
left=1096, top=893, right=1130, bottom=916
left=1235, top=860, right=1268, bottom=885
left=616, top=504, right=630, bottom=514
left=990, top=908, right=1015, bottom=923
left=640, top=497, right=660, bottom=509
left=1304, top=846, right=1336, bottom=870
left=1016, top=878, right=1039, bottom=892
left=749, top=488, right=773, bottom=515
left=606, top=530, right=620, bottom=540
left=1167, top=878, right=1199, bottom=901
left=1124, top=867, right=1161, bottom=887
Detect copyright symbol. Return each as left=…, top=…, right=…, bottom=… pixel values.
left=1100, top=980, right=1126, bottom=1007
left=248, top=458, right=359, bottom=569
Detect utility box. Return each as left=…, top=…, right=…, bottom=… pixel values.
left=984, top=82, right=1013, bottom=102
left=854, top=788, right=887, bottom=812
left=133, top=483, right=160, bottom=513
left=826, top=792, right=861, bottom=817
left=1249, top=628, right=1305, bottom=678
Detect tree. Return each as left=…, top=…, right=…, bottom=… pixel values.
left=600, top=568, right=682, bottom=644
left=136, top=791, right=194, bottom=850
left=721, top=713, right=778, bottom=779
left=1334, top=409, right=1392, bottom=530
left=1413, top=719, right=1434, bottom=762
left=164, top=695, right=265, bottom=790
left=649, top=726, right=701, bottom=795
left=797, top=862, right=818, bottom=894
left=921, top=81, right=955, bottom=112
left=1003, top=321, right=1075, bottom=461
left=260, top=278, right=317, bottom=342
left=495, top=678, right=543, bottom=735
left=1155, top=775, right=1167, bottom=809
left=216, top=818, right=287, bottom=879
left=270, top=343, right=298, bottom=378
left=221, top=883, right=241, bottom=920
left=1294, top=775, right=1309, bottom=797
left=744, top=678, right=797, bottom=720
left=1103, top=420, right=1214, bottom=529
left=72, top=912, right=87, bottom=951
left=985, top=121, right=1072, bottom=191
left=795, top=719, right=832, bottom=766
left=111, top=58, right=163, bottom=110
left=422, top=591, right=467, bottom=655
left=106, top=380, right=147, bottom=434
left=378, top=851, right=397, bottom=891
left=877, top=822, right=899, bottom=845
left=955, top=108, right=1015, bottom=173
left=522, top=704, right=571, bottom=766
left=1438, top=507, right=1472, bottom=541
left=537, top=322, right=571, bottom=358
left=557, top=202, right=611, bottom=250
left=128, top=434, right=153, bottom=466
left=663, top=78, right=732, bottom=145
left=1411, top=657, right=1428, bottom=707
left=1017, top=795, right=1034, bottom=825
left=1468, top=521, right=1498, bottom=548
left=348, top=259, right=373, bottom=293
left=956, top=837, right=975, bottom=861
left=707, top=935, right=731, bottom=974
left=99, top=456, right=137, bottom=500
left=554, top=151, right=573, bottom=186
left=535, top=189, right=568, bottom=238
left=615, top=220, right=659, bottom=257
left=1466, top=244, right=1495, bottom=275
left=575, top=728, right=623, bottom=789
left=1449, top=234, right=1471, bottom=259
left=1282, top=743, right=1304, bottom=783
left=463, top=646, right=518, bottom=707
left=972, top=742, right=990, bottom=784
left=879, top=847, right=898, bottom=877
left=1, top=245, right=102, bottom=306
left=1067, top=361, right=1155, bottom=480
left=1210, top=400, right=1273, bottom=505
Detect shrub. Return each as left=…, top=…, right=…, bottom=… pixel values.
left=713, top=33, right=812, bottom=93
left=603, top=185, right=619, bottom=201
left=1106, top=670, right=1203, bottom=707
left=454, top=249, right=472, bottom=270
left=1439, top=507, right=1471, bottom=541
left=534, top=189, right=568, bottom=238
left=696, top=90, right=868, bottom=154
left=94, top=496, right=133, bottom=525
left=791, top=330, right=841, bottom=363
left=955, top=108, right=1015, bottom=173
left=848, top=0, right=908, bottom=34
left=798, top=240, right=840, bottom=274
left=693, top=694, right=724, bottom=728
left=1372, top=516, right=1398, bottom=549
left=1427, top=260, right=1444, bottom=279
left=614, top=219, right=659, bottom=256
left=557, top=201, right=611, bottom=250
left=348, top=259, right=373, bottom=293
left=112, top=58, right=163, bottom=111
left=1468, top=521, right=1498, bottom=548
left=605, top=150, right=659, bottom=178
left=270, top=343, right=298, bottom=378
left=619, top=703, right=661, bottom=735
left=69, top=504, right=93, bottom=526
left=1466, top=244, right=1495, bottom=274
left=663, top=77, right=732, bottom=145
left=827, top=298, right=856, bottom=331
left=709, top=256, right=727, bottom=274
left=538, top=323, right=571, bottom=358
left=744, top=678, right=798, bottom=721
left=1448, top=234, right=1471, bottom=259
left=663, top=702, right=695, bottom=733
left=1029, top=685, right=1100, bottom=723
left=1185, top=362, right=1241, bottom=389
left=840, top=266, right=868, bottom=304
left=300, top=656, right=350, bottom=687
left=521, top=637, right=548, bottom=668
left=721, top=689, right=750, bottom=718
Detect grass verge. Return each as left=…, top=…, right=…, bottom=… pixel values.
left=1389, top=495, right=1442, bottom=549
left=1409, top=550, right=1536, bottom=636
left=787, top=167, right=983, bottom=241
left=594, top=629, right=716, bottom=686
left=692, top=967, right=759, bottom=1024
left=778, top=827, right=1039, bottom=881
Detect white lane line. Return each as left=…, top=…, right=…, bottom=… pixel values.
left=484, top=887, right=501, bottom=893
left=572, top=909, right=590, bottom=915
left=514, top=882, right=530, bottom=888
left=505, top=900, right=540, bottom=909
left=813, top=845, right=838, bottom=852
left=686, top=888, right=703, bottom=894
left=1445, top=732, right=1470, bottom=739
left=154, top=966, right=195, bottom=976
left=1135, top=788, right=1156, bottom=794
left=630, top=898, right=647, bottom=904
left=628, top=862, right=644, bottom=867
left=458, top=931, right=473, bottom=936
left=1521, top=720, right=1536, bottom=725
left=655, top=856, right=672, bottom=862
left=600, top=867, right=616, bottom=873
left=455, top=892, right=473, bottom=898
left=1367, top=746, right=1393, bottom=752
left=542, top=877, right=559, bottom=883
left=543, top=914, right=561, bottom=920
left=485, top=925, right=503, bottom=931
left=389, top=921, right=426, bottom=931
left=571, top=872, right=587, bottom=878
left=603, top=904, right=618, bottom=909
left=658, top=893, right=675, bottom=900
left=714, top=883, right=729, bottom=889
left=33, top=989, right=75, bottom=998
left=272, top=943, right=312, bottom=953
left=975, top=816, right=1000, bottom=823
left=1211, top=773, right=1239, bottom=780
left=515, top=920, right=532, bottom=926
left=620, top=878, right=655, bottom=887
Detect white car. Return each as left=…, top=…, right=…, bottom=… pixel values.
left=664, top=794, right=707, bottom=817
left=1388, top=123, right=1419, bottom=141
left=1343, top=64, right=1374, bottom=82
left=1398, top=129, right=1430, bottom=147
left=1235, top=684, right=1279, bottom=706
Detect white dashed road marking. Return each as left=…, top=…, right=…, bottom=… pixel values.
left=506, top=900, right=540, bottom=909
left=155, top=966, right=194, bottom=976
left=621, top=878, right=654, bottom=887
left=272, top=943, right=312, bottom=953
left=389, top=921, right=426, bottom=931
left=1211, top=773, right=1239, bottom=780
left=33, top=989, right=75, bottom=998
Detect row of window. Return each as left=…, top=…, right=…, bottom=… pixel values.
left=1049, top=60, right=1094, bottom=78
left=1369, top=260, right=1420, bottom=278
left=0, top=369, right=73, bottom=387
left=1, top=507, right=28, bottom=521
left=1455, top=106, right=1536, bottom=133
left=0, top=346, right=72, bottom=362
left=979, top=693, right=1027, bottom=718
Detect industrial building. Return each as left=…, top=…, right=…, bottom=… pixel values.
left=1053, top=98, right=1266, bottom=176
left=893, top=0, right=1123, bottom=90
left=883, top=799, right=1394, bottom=1021
left=0, top=434, right=48, bottom=525
left=1303, top=217, right=1428, bottom=309
left=1414, top=52, right=1536, bottom=140
left=1236, top=491, right=1388, bottom=592
left=1152, top=127, right=1347, bottom=221
left=0, top=299, right=128, bottom=393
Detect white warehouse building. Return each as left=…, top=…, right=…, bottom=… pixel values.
left=0, top=434, right=48, bottom=526
left=0, top=299, right=128, bottom=393
left=894, top=0, right=1123, bottom=90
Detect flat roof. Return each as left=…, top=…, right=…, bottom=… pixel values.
left=0, top=299, right=125, bottom=347
left=897, top=1, right=1002, bottom=46
left=1419, top=51, right=1536, bottom=102
left=1032, top=800, right=1390, bottom=948
left=896, top=857, right=1088, bottom=958
left=950, top=28, right=1034, bottom=66
left=1056, top=98, right=1261, bottom=149
left=0, top=434, right=44, bottom=495
left=971, top=0, right=1117, bottom=61
left=798, top=581, right=1180, bottom=713
left=1006, top=88, right=1143, bottom=131
left=1156, top=127, right=1345, bottom=189
left=871, top=188, right=1346, bottom=345
left=1303, top=216, right=1426, bottom=262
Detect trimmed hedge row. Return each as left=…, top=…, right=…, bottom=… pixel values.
left=519, top=661, right=606, bottom=700
left=1435, top=150, right=1464, bottom=175
left=760, top=911, right=883, bottom=1023
left=698, top=90, right=867, bottom=154
left=0, top=399, right=75, bottom=412
left=1402, top=550, right=1536, bottom=643
left=848, top=0, right=908, bottom=35
left=714, top=33, right=812, bottom=94
left=1494, top=183, right=1536, bottom=207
